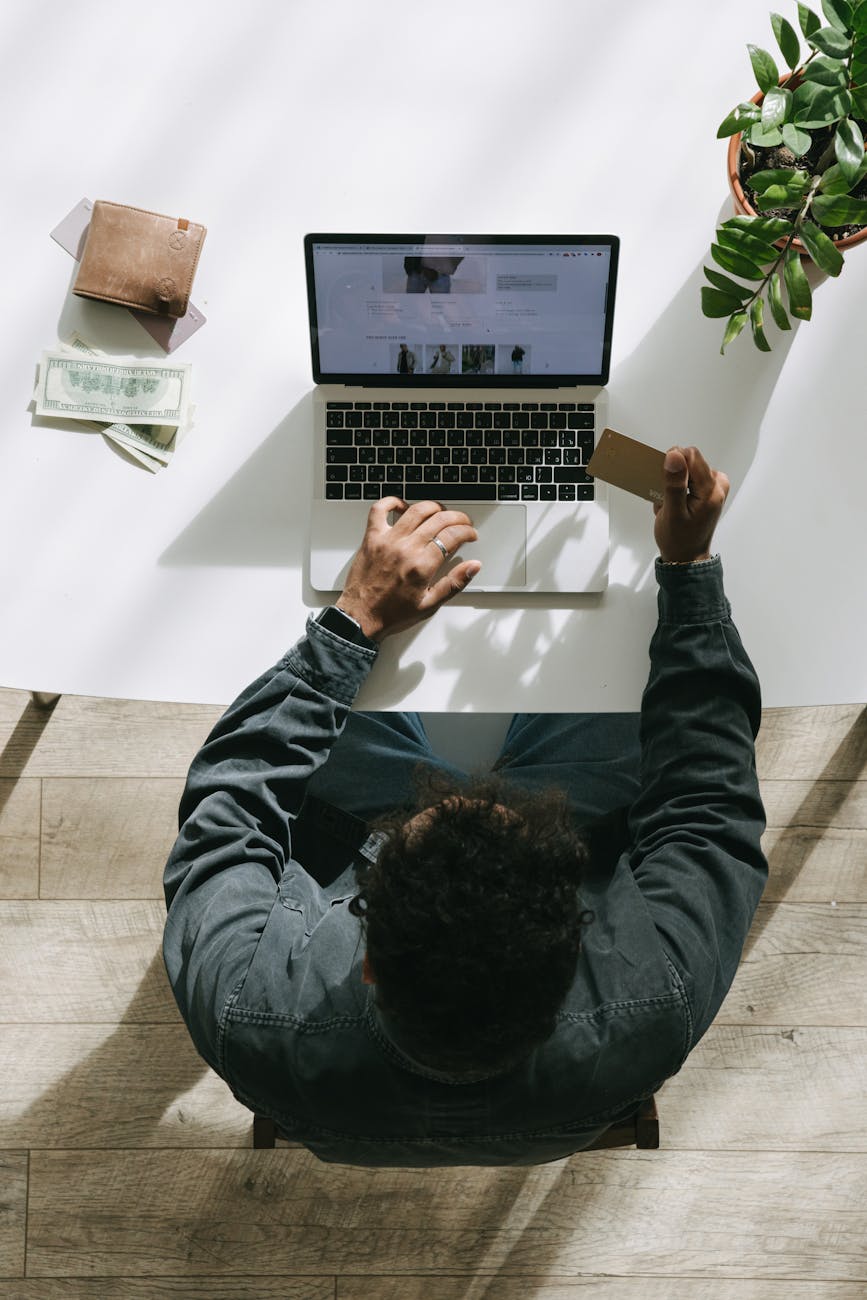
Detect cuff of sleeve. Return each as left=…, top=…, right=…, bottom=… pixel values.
left=282, top=615, right=379, bottom=706
left=655, top=554, right=731, bottom=624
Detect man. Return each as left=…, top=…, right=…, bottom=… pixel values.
left=396, top=342, right=416, bottom=375
left=429, top=343, right=455, bottom=374
left=163, top=446, right=767, bottom=1167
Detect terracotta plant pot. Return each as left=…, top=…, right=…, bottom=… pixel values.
left=726, top=73, right=867, bottom=256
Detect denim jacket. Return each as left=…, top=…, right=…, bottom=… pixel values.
left=163, top=557, right=767, bottom=1166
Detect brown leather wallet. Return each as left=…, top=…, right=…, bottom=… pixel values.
left=73, top=200, right=206, bottom=319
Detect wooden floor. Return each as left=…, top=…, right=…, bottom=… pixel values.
left=0, top=687, right=865, bottom=1299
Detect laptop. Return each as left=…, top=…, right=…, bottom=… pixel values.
left=305, top=233, right=619, bottom=594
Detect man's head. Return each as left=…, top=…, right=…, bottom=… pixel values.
left=348, top=773, right=593, bottom=1078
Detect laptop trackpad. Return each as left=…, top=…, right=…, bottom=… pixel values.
left=309, top=501, right=526, bottom=592
left=452, top=503, right=526, bottom=589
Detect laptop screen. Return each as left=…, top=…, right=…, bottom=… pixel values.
left=305, top=234, right=619, bottom=386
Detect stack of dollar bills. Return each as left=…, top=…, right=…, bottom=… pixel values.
left=33, top=334, right=194, bottom=472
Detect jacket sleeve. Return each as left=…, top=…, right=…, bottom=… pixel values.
left=627, top=556, right=768, bottom=1055
left=162, top=617, right=377, bottom=1071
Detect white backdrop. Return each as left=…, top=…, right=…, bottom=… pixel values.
left=0, top=0, right=864, bottom=709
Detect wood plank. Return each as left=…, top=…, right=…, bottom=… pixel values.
left=756, top=704, right=867, bottom=781
left=0, top=1152, right=27, bottom=1280
left=0, top=1025, right=250, bottom=1149
left=0, top=906, right=174, bottom=1022
left=0, top=689, right=220, bottom=779
left=3, top=1283, right=332, bottom=1299
left=25, top=1149, right=867, bottom=1280
left=725, top=902, right=867, bottom=1024
left=40, top=779, right=184, bottom=899
left=761, top=780, right=867, bottom=829
left=337, top=1282, right=867, bottom=1300
left=762, top=827, right=867, bottom=902
left=659, top=1024, right=867, bottom=1150
left=0, top=779, right=40, bottom=899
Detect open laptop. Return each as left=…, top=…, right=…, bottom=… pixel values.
left=305, top=234, right=619, bottom=593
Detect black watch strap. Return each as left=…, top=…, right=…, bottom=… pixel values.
left=315, top=605, right=377, bottom=648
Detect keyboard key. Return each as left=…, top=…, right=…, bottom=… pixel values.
left=578, top=432, right=595, bottom=459
left=392, top=430, right=408, bottom=446
left=437, top=411, right=456, bottom=428
left=576, top=485, right=595, bottom=499
left=414, top=448, right=432, bottom=464
left=455, top=412, right=474, bottom=428
left=392, top=402, right=408, bottom=410
left=507, top=449, right=525, bottom=465
left=564, top=449, right=582, bottom=465
left=382, top=411, right=400, bottom=428
left=376, top=447, right=395, bottom=464
left=353, top=429, right=372, bottom=445
left=403, top=411, right=419, bottom=428
left=566, top=414, right=595, bottom=430
left=493, top=412, right=511, bottom=429
left=503, top=430, right=520, bottom=447
left=521, top=402, right=539, bottom=410
left=433, top=448, right=450, bottom=465
left=373, top=430, right=391, bottom=446
left=363, top=484, right=380, bottom=500
left=498, top=466, right=516, bottom=482
left=558, top=485, right=576, bottom=501
left=383, top=481, right=404, bottom=497
left=479, top=466, right=497, bottom=483
left=512, top=411, right=530, bottom=428
left=474, top=411, right=493, bottom=428
left=484, top=402, right=502, bottom=410
left=446, top=430, right=466, bottom=447
left=549, top=411, right=567, bottom=428
left=462, top=466, right=479, bottom=482
left=409, top=430, right=427, bottom=447
left=447, top=401, right=465, bottom=410
left=358, top=447, right=376, bottom=464
left=363, top=411, right=379, bottom=427
left=325, top=483, right=344, bottom=499
left=452, top=447, right=469, bottom=465
left=470, top=448, right=487, bottom=465
left=484, top=431, right=503, bottom=447
left=349, top=465, right=366, bottom=481
left=419, top=411, right=437, bottom=428
left=503, top=402, right=519, bottom=411
left=354, top=402, right=372, bottom=410
left=540, top=484, right=557, bottom=500
left=405, top=466, right=422, bottom=482
left=345, top=411, right=364, bottom=427
left=326, top=401, right=352, bottom=409
left=558, top=431, right=577, bottom=447
left=577, top=403, right=594, bottom=411
left=429, top=430, right=446, bottom=446
left=489, top=448, right=506, bottom=465
left=498, top=484, right=519, bottom=500
left=553, top=467, right=593, bottom=483
left=405, top=483, right=496, bottom=501
left=373, top=401, right=391, bottom=410
left=422, top=467, right=442, bottom=483
left=531, top=412, right=549, bottom=429
left=410, top=401, right=428, bottom=410
left=326, top=448, right=357, bottom=464
left=516, top=467, right=534, bottom=483
left=326, top=466, right=348, bottom=482
left=345, top=483, right=362, bottom=499
left=545, top=449, right=563, bottom=465
left=535, top=467, right=553, bottom=483
left=326, top=411, right=345, bottom=427
left=396, top=448, right=413, bottom=465
left=541, top=402, right=557, bottom=411
left=442, top=466, right=460, bottom=482
left=368, top=465, right=386, bottom=481
left=539, top=431, right=558, bottom=447
left=429, top=402, right=445, bottom=410
left=326, top=431, right=353, bottom=446
left=466, top=430, right=483, bottom=447
left=521, top=485, right=539, bottom=500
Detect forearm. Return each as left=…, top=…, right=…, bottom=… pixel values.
left=628, top=557, right=768, bottom=1046
left=164, top=617, right=378, bottom=910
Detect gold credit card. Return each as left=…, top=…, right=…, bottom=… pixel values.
left=587, top=427, right=666, bottom=504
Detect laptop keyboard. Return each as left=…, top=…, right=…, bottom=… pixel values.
left=324, top=400, right=596, bottom=502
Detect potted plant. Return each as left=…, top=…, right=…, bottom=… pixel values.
left=703, top=0, right=867, bottom=352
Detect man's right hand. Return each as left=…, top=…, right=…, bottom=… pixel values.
left=653, top=446, right=730, bottom=564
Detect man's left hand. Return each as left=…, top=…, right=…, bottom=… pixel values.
left=337, top=498, right=481, bottom=641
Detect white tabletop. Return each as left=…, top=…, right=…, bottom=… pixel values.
left=1, top=0, right=864, bottom=711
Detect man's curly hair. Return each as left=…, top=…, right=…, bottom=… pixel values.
left=348, top=771, right=593, bottom=1077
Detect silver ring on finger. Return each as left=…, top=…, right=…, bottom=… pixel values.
left=429, top=536, right=450, bottom=560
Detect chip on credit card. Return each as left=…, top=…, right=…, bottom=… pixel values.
left=587, top=428, right=667, bottom=504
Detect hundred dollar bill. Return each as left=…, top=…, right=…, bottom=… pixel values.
left=36, top=350, right=190, bottom=427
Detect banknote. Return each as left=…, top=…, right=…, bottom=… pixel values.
left=51, top=334, right=192, bottom=470
left=35, top=350, right=191, bottom=427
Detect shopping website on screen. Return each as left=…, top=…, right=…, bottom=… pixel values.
left=312, top=242, right=612, bottom=378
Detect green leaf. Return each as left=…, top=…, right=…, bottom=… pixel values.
left=850, top=84, right=867, bottom=118
left=725, top=215, right=794, bottom=240
left=720, top=311, right=749, bottom=354
left=854, top=0, right=867, bottom=30
left=821, top=0, right=852, bottom=31
left=809, top=24, right=852, bottom=56
left=702, top=286, right=750, bottom=318
left=762, top=86, right=792, bottom=127
left=784, top=245, right=813, bottom=317
left=792, top=82, right=851, bottom=126
left=711, top=243, right=768, bottom=279
left=835, top=118, right=866, bottom=185
left=704, top=266, right=754, bottom=300
left=749, top=296, right=773, bottom=350
left=798, top=3, right=822, bottom=38
left=819, top=155, right=867, bottom=192
left=749, top=122, right=784, bottom=146
left=811, top=192, right=867, bottom=223
left=717, top=225, right=780, bottom=264
left=748, top=44, right=780, bottom=93
left=797, top=218, right=846, bottom=273
left=782, top=122, right=813, bottom=153
left=771, top=12, right=802, bottom=67
left=801, top=54, right=850, bottom=85
left=750, top=167, right=810, bottom=192
left=768, top=272, right=793, bottom=328
left=717, top=102, right=762, bottom=138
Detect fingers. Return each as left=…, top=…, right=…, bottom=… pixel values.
left=388, top=499, right=445, bottom=536
left=428, top=522, right=478, bottom=558
left=420, top=559, right=482, bottom=613
left=365, top=496, right=406, bottom=533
